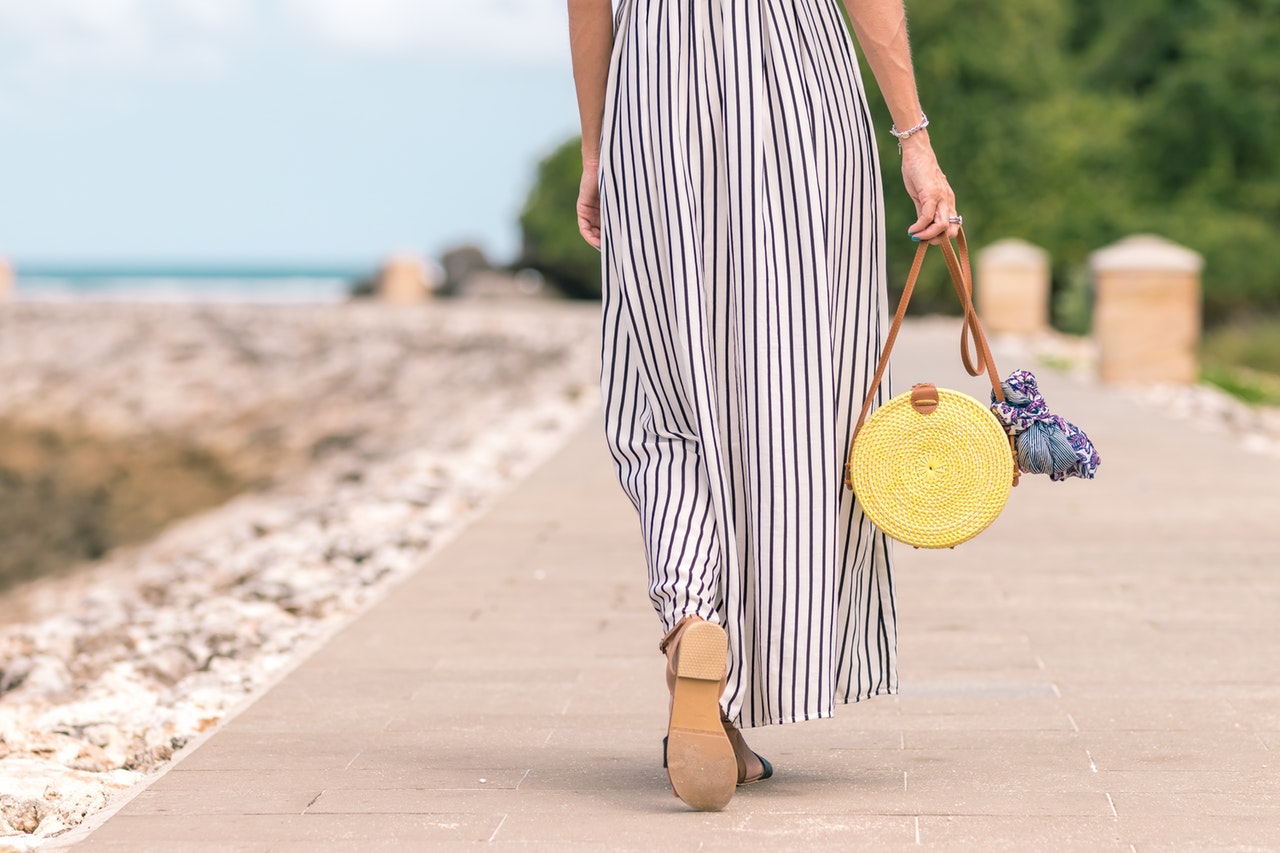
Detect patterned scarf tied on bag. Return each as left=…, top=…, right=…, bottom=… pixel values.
left=990, top=370, right=1101, bottom=481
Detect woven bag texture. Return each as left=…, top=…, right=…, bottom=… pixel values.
left=850, top=388, right=1013, bottom=549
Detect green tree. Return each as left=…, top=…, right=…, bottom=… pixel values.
left=527, top=0, right=1280, bottom=320
left=1083, top=0, right=1280, bottom=321
left=851, top=0, right=1139, bottom=313
left=854, top=0, right=1280, bottom=323
left=518, top=137, right=602, bottom=299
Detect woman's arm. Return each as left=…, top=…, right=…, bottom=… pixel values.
left=843, top=0, right=958, bottom=242
left=567, top=0, right=615, bottom=248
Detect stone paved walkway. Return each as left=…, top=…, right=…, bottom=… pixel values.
left=62, top=321, right=1280, bottom=851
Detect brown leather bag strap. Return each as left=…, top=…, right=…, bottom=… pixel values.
left=938, top=231, right=1005, bottom=402
left=850, top=227, right=1005, bottom=444
left=851, top=240, right=928, bottom=440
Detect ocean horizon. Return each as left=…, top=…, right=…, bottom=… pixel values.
left=12, top=263, right=372, bottom=303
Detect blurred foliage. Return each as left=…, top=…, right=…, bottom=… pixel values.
left=855, top=0, right=1280, bottom=324
left=518, top=137, right=602, bottom=299
left=525, top=0, right=1279, bottom=321
left=1202, top=318, right=1280, bottom=376
left=1202, top=365, right=1280, bottom=405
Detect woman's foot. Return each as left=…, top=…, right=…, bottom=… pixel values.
left=722, top=716, right=773, bottom=785
left=663, top=720, right=774, bottom=786
left=660, top=618, right=737, bottom=811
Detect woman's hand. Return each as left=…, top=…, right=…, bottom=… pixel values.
left=577, top=157, right=602, bottom=249
left=900, top=135, right=960, bottom=244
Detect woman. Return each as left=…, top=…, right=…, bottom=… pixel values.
left=567, top=0, right=960, bottom=811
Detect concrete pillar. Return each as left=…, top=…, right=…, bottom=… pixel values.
left=0, top=257, right=13, bottom=302
left=1090, top=235, right=1202, bottom=384
left=975, top=239, right=1050, bottom=334
left=374, top=254, right=432, bottom=305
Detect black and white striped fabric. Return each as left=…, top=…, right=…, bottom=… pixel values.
left=597, top=0, right=897, bottom=728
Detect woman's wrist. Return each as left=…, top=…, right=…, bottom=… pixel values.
left=889, top=111, right=929, bottom=142
left=898, top=130, right=932, bottom=152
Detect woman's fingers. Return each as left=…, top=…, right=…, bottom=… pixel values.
left=578, top=213, right=601, bottom=249
left=908, top=197, right=940, bottom=241
left=910, top=191, right=964, bottom=244
left=910, top=211, right=947, bottom=242
left=577, top=166, right=603, bottom=249
left=901, top=149, right=961, bottom=244
left=933, top=202, right=960, bottom=244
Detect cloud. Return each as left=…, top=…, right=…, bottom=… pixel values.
left=281, top=0, right=569, bottom=62
left=0, top=0, right=253, bottom=84
left=0, top=0, right=571, bottom=76
left=0, top=0, right=569, bottom=115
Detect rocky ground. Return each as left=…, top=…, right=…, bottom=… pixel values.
left=0, top=300, right=601, bottom=849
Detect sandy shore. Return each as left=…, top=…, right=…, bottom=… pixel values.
left=0, top=300, right=601, bottom=848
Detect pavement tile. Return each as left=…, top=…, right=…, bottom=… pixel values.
left=151, top=767, right=535, bottom=793
left=900, top=744, right=1094, bottom=777
left=80, top=813, right=504, bottom=846
left=68, top=840, right=272, bottom=845
left=708, top=773, right=1109, bottom=817
left=541, top=726, right=676, bottom=755
left=1230, top=698, right=1280, bottom=727
left=893, top=696, right=1061, bottom=715
left=1060, top=682, right=1280, bottom=701
left=417, top=666, right=584, bottom=684
left=406, top=680, right=579, bottom=716
left=248, top=667, right=427, bottom=701
left=1092, top=770, right=1280, bottom=794
left=1110, top=791, right=1280, bottom=817
left=917, top=815, right=1124, bottom=846
left=901, top=729, right=1084, bottom=751
left=170, top=732, right=364, bottom=772
left=342, top=732, right=554, bottom=770
left=1116, top=815, right=1280, bottom=848
left=893, top=713, right=1074, bottom=732
left=125, top=784, right=321, bottom=816
left=379, top=716, right=559, bottom=743
left=901, top=767, right=1106, bottom=794
left=493, top=810, right=917, bottom=846
left=307, top=785, right=522, bottom=814
left=1078, top=730, right=1273, bottom=772
left=896, top=680, right=1059, bottom=699
left=1063, top=698, right=1246, bottom=732
left=224, top=701, right=399, bottom=735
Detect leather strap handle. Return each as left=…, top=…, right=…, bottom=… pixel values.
left=844, top=227, right=1007, bottom=489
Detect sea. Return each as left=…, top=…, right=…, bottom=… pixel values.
left=12, top=264, right=369, bottom=303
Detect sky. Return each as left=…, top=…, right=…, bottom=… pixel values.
left=0, top=0, right=584, bottom=266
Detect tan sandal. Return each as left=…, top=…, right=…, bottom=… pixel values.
left=659, top=618, right=736, bottom=811
left=722, top=715, right=773, bottom=785
left=664, top=718, right=774, bottom=786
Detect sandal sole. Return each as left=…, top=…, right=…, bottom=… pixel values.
left=666, top=622, right=735, bottom=811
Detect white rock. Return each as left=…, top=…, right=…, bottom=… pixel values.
left=0, top=657, right=73, bottom=704
left=0, top=301, right=602, bottom=848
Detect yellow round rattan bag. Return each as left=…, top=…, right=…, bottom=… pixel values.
left=849, top=386, right=1014, bottom=549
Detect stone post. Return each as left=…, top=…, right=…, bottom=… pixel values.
left=0, top=257, right=13, bottom=302
left=375, top=255, right=432, bottom=305
left=1090, top=235, right=1203, bottom=384
left=976, top=239, right=1050, bottom=334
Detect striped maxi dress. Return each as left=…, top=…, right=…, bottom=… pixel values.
left=597, top=0, right=897, bottom=728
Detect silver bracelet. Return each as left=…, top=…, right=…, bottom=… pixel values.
left=889, top=112, right=929, bottom=150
